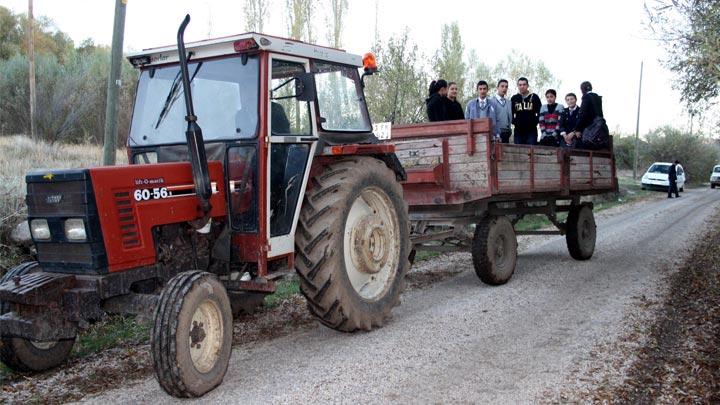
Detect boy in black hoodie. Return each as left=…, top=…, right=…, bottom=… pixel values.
left=510, top=77, right=542, bottom=145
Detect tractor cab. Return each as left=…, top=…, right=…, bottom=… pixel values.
left=126, top=33, right=378, bottom=267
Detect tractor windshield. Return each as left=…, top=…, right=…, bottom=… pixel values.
left=129, top=55, right=259, bottom=146
left=314, top=62, right=372, bottom=132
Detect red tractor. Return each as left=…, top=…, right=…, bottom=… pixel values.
left=0, top=16, right=410, bottom=397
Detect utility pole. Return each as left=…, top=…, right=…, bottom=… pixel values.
left=28, top=0, right=36, bottom=140
left=633, top=61, right=643, bottom=180
left=102, top=0, right=127, bottom=166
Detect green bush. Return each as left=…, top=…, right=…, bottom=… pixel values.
left=613, top=128, right=719, bottom=183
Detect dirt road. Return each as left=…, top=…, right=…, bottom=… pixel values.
left=86, top=188, right=720, bottom=404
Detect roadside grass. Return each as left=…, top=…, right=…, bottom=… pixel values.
left=73, top=315, right=151, bottom=358
left=264, top=277, right=300, bottom=308
left=0, top=135, right=126, bottom=275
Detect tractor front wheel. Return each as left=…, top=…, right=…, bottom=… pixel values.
left=151, top=271, right=232, bottom=398
left=0, top=262, right=75, bottom=372
left=295, top=157, right=410, bottom=332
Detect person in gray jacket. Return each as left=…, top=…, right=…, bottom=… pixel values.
left=489, top=79, right=512, bottom=143
left=465, top=80, right=499, bottom=140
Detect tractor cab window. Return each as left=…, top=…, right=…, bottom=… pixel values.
left=270, top=60, right=311, bottom=136
left=129, top=55, right=259, bottom=146
left=314, top=62, right=371, bottom=132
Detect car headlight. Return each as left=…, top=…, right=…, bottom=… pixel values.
left=30, top=219, right=51, bottom=240
left=64, top=218, right=87, bottom=241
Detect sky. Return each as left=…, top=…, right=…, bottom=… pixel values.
left=2, top=0, right=691, bottom=136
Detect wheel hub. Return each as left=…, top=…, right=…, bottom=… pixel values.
left=351, top=216, right=389, bottom=274
left=190, top=321, right=206, bottom=349
left=189, top=299, right=223, bottom=374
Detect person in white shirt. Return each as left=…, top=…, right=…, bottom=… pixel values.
left=559, top=93, right=580, bottom=145
left=465, top=80, right=499, bottom=140
left=489, top=79, right=512, bottom=143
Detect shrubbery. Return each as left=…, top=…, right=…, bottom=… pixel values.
left=0, top=6, right=136, bottom=145
left=613, top=127, right=720, bottom=183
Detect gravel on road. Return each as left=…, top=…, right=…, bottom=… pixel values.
left=84, top=188, right=720, bottom=404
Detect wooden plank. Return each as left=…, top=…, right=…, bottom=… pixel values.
left=448, top=153, right=490, bottom=165
left=533, top=162, right=562, bottom=171
left=394, top=139, right=443, bottom=151
left=395, top=147, right=442, bottom=159
left=448, top=143, right=487, bottom=155
left=498, top=170, right=561, bottom=180
left=453, top=178, right=490, bottom=188
left=498, top=161, right=531, bottom=171
left=569, top=156, right=590, bottom=164
left=448, top=162, right=488, bottom=173
left=534, top=154, right=560, bottom=164
left=397, top=156, right=442, bottom=167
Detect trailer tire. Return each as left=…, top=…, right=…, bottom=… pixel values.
left=472, top=216, right=518, bottom=285
left=151, top=271, right=232, bottom=398
left=566, top=205, right=596, bottom=260
left=295, top=157, right=410, bottom=332
left=0, top=262, right=75, bottom=372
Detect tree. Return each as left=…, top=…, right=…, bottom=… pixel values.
left=492, top=50, right=559, bottom=95
left=644, top=126, right=719, bottom=182
left=326, top=0, right=348, bottom=48
left=365, top=29, right=428, bottom=125
left=286, top=0, right=314, bottom=43
left=464, top=49, right=493, bottom=102
left=0, top=6, right=21, bottom=60
left=432, top=22, right=465, bottom=101
left=646, top=0, right=720, bottom=106
left=244, top=0, right=269, bottom=33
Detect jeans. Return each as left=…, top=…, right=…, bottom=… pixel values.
left=513, top=128, right=538, bottom=145
left=668, top=180, right=679, bottom=197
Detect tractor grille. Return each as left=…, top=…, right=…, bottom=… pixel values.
left=25, top=169, right=108, bottom=274
left=114, top=192, right=140, bottom=249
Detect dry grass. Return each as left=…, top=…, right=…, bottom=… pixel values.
left=0, top=135, right=126, bottom=272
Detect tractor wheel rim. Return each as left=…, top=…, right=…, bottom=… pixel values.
left=189, top=299, right=223, bottom=374
left=581, top=218, right=592, bottom=240
left=344, top=187, right=400, bottom=301
left=30, top=340, right=57, bottom=350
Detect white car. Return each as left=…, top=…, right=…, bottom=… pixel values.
left=711, top=165, right=720, bottom=189
left=641, top=162, right=685, bottom=192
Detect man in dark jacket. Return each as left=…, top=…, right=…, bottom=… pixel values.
left=511, top=77, right=542, bottom=145
left=668, top=160, right=680, bottom=198
left=563, top=81, right=603, bottom=147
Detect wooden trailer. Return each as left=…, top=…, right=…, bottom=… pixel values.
left=388, top=118, right=617, bottom=284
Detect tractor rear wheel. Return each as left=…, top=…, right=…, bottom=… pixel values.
left=0, top=262, right=75, bottom=372
left=566, top=204, right=597, bottom=260
left=151, top=271, right=232, bottom=398
left=295, top=157, right=410, bottom=332
left=472, top=216, right=518, bottom=285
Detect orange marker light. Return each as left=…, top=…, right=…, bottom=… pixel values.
left=363, top=52, right=377, bottom=72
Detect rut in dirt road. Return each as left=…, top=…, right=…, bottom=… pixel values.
left=86, top=189, right=720, bottom=404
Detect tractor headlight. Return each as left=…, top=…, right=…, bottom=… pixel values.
left=30, top=219, right=51, bottom=240
left=64, top=218, right=87, bottom=241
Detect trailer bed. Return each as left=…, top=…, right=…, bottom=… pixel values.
left=390, top=119, right=617, bottom=210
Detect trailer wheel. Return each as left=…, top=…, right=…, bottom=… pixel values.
left=0, top=262, right=75, bottom=372
left=295, top=157, right=410, bottom=332
left=151, top=271, right=232, bottom=398
left=566, top=205, right=596, bottom=260
left=472, top=216, right=517, bottom=285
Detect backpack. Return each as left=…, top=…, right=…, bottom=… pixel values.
left=581, top=116, right=609, bottom=149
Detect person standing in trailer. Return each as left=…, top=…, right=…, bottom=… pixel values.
left=510, top=77, right=542, bottom=145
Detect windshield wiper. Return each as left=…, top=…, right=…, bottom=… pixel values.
left=154, top=61, right=203, bottom=129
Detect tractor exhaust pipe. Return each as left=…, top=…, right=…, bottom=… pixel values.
left=177, top=14, right=212, bottom=216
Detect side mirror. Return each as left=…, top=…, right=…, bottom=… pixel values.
left=295, top=73, right=316, bottom=102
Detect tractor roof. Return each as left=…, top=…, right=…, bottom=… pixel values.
left=127, top=32, right=362, bottom=68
